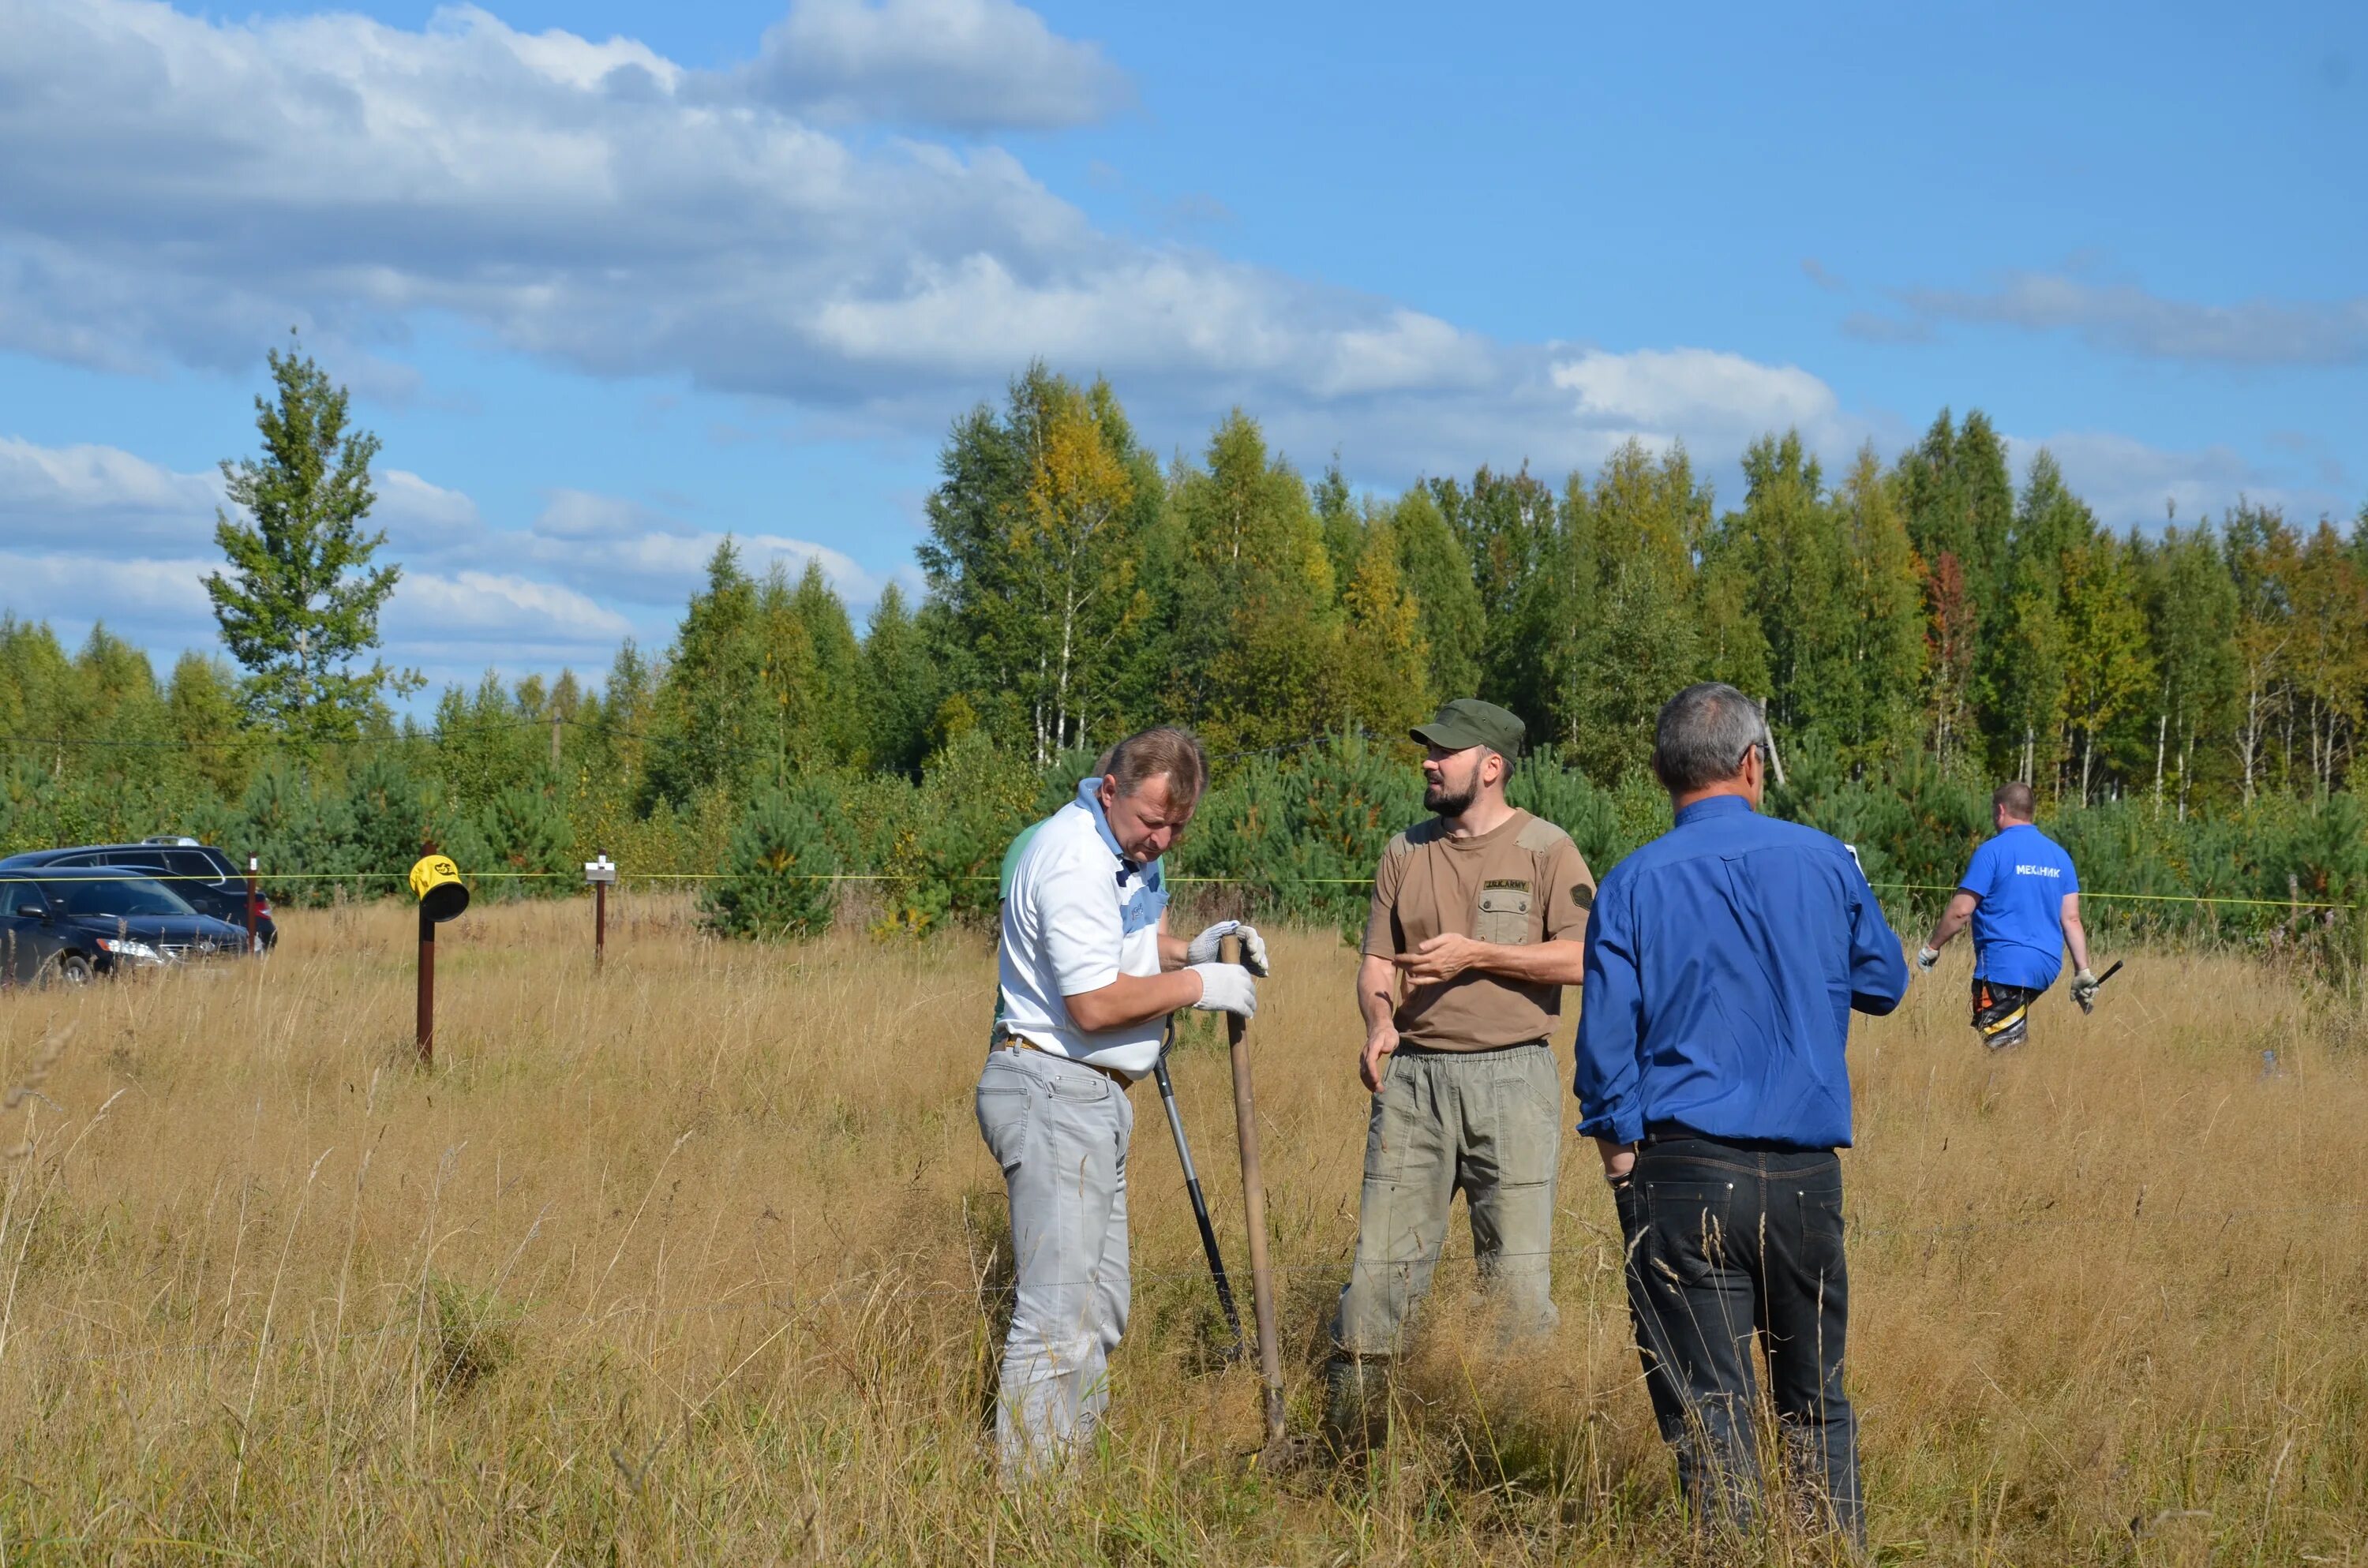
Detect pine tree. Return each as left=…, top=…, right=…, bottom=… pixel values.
left=1388, top=486, right=1486, bottom=701
left=1558, top=441, right=1709, bottom=779
left=1165, top=410, right=1341, bottom=751
left=1836, top=446, right=1927, bottom=767
left=643, top=542, right=764, bottom=809
left=860, top=584, right=937, bottom=777
left=790, top=562, right=864, bottom=766
left=702, top=783, right=844, bottom=939
left=1335, top=516, right=1432, bottom=740
left=2059, top=535, right=2155, bottom=803
left=166, top=652, right=253, bottom=799
left=204, top=335, right=414, bottom=739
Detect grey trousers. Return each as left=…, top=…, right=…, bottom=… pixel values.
left=1332, top=1041, right=1563, bottom=1361
left=975, top=1046, right=1133, bottom=1475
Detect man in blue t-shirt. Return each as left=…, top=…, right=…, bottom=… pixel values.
left=1914, top=780, right=2097, bottom=1049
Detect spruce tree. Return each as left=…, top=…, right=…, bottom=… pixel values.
left=204, top=335, right=414, bottom=740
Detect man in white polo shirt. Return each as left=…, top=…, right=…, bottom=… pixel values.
left=980, top=725, right=1265, bottom=1474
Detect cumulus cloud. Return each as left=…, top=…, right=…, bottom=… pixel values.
left=0, top=0, right=1692, bottom=464
left=1552, top=349, right=1841, bottom=449
left=0, top=436, right=219, bottom=551
left=1862, top=271, right=2368, bottom=366
left=729, top=0, right=1133, bottom=129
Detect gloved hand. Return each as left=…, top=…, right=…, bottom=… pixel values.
left=1189, top=962, right=1258, bottom=1019
left=2070, top=967, right=2100, bottom=1014
left=1915, top=945, right=1940, bottom=972
left=1185, top=919, right=1270, bottom=975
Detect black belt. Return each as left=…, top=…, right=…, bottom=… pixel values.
left=1393, top=1038, right=1547, bottom=1059
left=1643, top=1121, right=1830, bottom=1154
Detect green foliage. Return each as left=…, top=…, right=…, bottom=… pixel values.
left=702, top=781, right=845, bottom=941
left=9, top=362, right=2367, bottom=976
left=204, top=335, right=415, bottom=740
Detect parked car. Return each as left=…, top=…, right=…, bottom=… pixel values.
left=0, top=839, right=275, bottom=949
left=0, top=866, right=251, bottom=987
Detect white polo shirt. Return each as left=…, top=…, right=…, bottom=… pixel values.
left=998, top=785, right=1167, bottom=1079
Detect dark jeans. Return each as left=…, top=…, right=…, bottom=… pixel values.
left=1613, top=1131, right=1861, bottom=1544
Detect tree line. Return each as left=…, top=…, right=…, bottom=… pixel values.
left=1, top=355, right=2363, bottom=967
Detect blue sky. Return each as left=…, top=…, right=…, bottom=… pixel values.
left=1, top=0, right=2360, bottom=702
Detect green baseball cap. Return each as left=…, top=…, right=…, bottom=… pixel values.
left=1411, top=698, right=1524, bottom=758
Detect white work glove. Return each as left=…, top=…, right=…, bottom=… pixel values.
left=1915, top=945, right=1940, bottom=972
left=2070, top=967, right=2100, bottom=1013
left=1184, top=919, right=1270, bottom=975
left=1189, top=962, right=1258, bottom=1020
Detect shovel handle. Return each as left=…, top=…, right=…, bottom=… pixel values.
left=1224, top=936, right=1287, bottom=1445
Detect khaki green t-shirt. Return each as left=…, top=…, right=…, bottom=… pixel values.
left=1361, top=809, right=1595, bottom=1050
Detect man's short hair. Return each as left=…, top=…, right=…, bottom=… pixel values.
left=1651, top=683, right=1768, bottom=795
left=1993, top=781, right=2036, bottom=821
left=1103, top=726, right=1207, bottom=808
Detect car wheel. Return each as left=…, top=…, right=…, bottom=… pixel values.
left=52, top=952, right=95, bottom=988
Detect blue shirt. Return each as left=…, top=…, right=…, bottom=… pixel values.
left=1959, top=823, right=2078, bottom=990
left=1576, top=795, right=1909, bottom=1150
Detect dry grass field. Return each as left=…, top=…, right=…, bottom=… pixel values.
left=0, top=895, right=2362, bottom=1565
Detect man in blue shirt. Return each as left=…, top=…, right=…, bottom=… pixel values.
left=1914, top=780, right=2097, bottom=1050
left=1577, top=683, right=1908, bottom=1545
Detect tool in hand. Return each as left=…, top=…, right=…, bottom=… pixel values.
left=1153, top=1016, right=1244, bottom=1360
left=2074, top=958, right=2123, bottom=1014
left=1223, top=932, right=1288, bottom=1450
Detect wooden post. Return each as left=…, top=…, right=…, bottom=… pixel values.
left=585, top=853, right=616, bottom=972
left=245, top=853, right=258, bottom=954
left=416, top=903, right=435, bottom=1067
left=1224, top=935, right=1287, bottom=1446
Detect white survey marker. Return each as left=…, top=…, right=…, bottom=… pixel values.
left=584, top=855, right=617, bottom=885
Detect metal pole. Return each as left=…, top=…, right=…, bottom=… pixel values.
left=415, top=903, right=435, bottom=1067
left=245, top=854, right=258, bottom=954
left=1154, top=1036, right=1243, bottom=1359
left=1223, top=935, right=1287, bottom=1445
left=594, top=874, right=607, bottom=972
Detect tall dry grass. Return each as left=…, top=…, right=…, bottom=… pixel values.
left=0, top=895, right=2362, bottom=1564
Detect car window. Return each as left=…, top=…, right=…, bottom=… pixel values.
left=165, top=850, right=227, bottom=885
left=0, top=881, right=32, bottom=916
left=51, top=878, right=196, bottom=919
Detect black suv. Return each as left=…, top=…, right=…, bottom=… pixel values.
left=0, top=866, right=251, bottom=986
left=0, top=839, right=277, bottom=949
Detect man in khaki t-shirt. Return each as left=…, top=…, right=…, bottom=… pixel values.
left=1326, top=698, right=1594, bottom=1454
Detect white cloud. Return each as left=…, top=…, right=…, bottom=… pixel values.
left=386, top=568, right=633, bottom=644
left=1868, top=271, right=2368, bottom=366
left=0, top=432, right=881, bottom=687
left=376, top=469, right=481, bottom=547
left=533, top=488, right=665, bottom=541
left=1550, top=349, right=1842, bottom=450
left=731, top=0, right=1132, bottom=129
left=0, top=436, right=219, bottom=550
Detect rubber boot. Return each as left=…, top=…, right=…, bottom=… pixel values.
left=1321, top=1353, right=1390, bottom=1460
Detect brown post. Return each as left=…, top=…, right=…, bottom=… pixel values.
left=415, top=903, right=435, bottom=1067
left=594, top=873, right=607, bottom=972
left=1223, top=934, right=1287, bottom=1446
left=245, top=853, right=258, bottom=955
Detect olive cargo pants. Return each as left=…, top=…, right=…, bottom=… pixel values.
left=1326, top=1042, right=1561, bottom=1442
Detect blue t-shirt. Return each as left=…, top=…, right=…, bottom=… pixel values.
left=1960, top=824, right=2079, bottom=990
